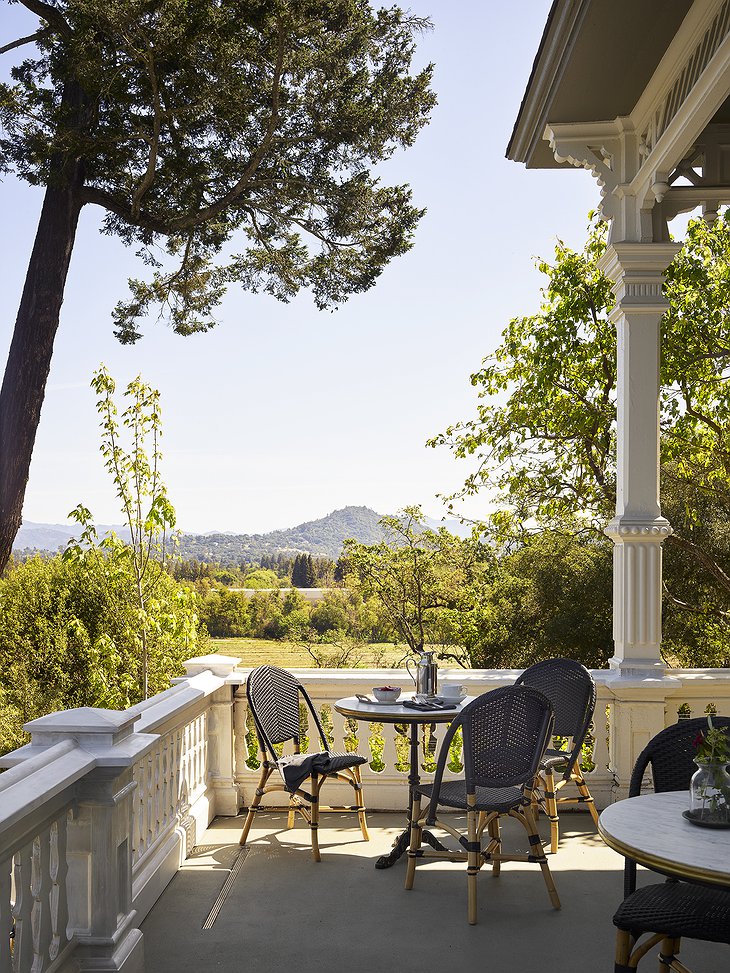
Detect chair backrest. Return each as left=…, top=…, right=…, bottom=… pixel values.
left=460, top=685, right=554, bottom=790
left=622, top=714, right=730, bottom=898
left=515, top=658, right=596, bottom=776
left=628, top=715, right=730, bottom=797
left=246, top=664, right=328, bottom=760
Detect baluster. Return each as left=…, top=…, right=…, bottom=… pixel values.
left=303, top=701, right=317, bottom=753
left=13, top=843, right=33, bottom=972
left=590, top=703, right=610, bottom=775
left=233, top=691, right=250, bottom=773
left=0, top=855, right=12, bottom=973
left=201, top=713, right=209, bottom=788
left=330, top=709, right=348, bottom=754
left=165, top=732, right=175, bottom=825
left=29, top=832, right=51, bottom=973
left=381, top=723, right=399, bottom=776
left=145, top=751, right=154, bottom=853
left=174, top=728, right=184, bottom=813
left=191, top=718, right=199, bottom=790
left=48, top=816, right=69, bottom=963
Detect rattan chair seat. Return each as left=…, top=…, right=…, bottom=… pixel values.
left=541, top=748, right=571, bottom=769
left=414, top=779, right=525, bottom=813
left=614, top=882, right=730, bottom=945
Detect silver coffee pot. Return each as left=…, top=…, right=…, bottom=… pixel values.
left=406, top=649, right=438, bottom=697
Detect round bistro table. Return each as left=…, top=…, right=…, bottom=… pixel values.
left=598, top=791, right=730, bottom=887
left=334, top=694, right=472, bottom=869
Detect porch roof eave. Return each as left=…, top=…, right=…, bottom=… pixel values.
left=506, top=0, right=694, bottom=169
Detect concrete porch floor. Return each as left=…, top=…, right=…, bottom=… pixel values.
left=141, top=811, right=727, bottom=972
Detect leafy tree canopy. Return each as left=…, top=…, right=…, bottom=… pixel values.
left=341, top=505, right=485, bottom=656
left=1, top=0, right=435, bottom=340
left=430, top=214, right=730, bottom=628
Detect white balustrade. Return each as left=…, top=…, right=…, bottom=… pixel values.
left=1, top=655, right=730, bottom=972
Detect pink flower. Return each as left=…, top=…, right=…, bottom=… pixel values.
left=693, top=733, right=705, bottom=749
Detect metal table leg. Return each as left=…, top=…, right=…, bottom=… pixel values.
left=375, top=720, right=448, bottom=869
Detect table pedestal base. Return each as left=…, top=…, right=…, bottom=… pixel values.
left=375, top=718, right=448, bottom=869
left=375, top=827, right=447, bottom=869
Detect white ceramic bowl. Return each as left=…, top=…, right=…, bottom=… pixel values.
left=372, top=686, right=401, bottom=703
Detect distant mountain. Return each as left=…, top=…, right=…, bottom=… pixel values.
left=14, top=505, right=475, bottom=562
left=176, top=505, right=387, bottom=562
left=14, top=521, right=131, bottom=553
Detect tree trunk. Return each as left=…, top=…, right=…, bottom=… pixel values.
left=0, top=161, right=85, bottom=571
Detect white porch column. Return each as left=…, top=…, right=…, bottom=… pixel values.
left=598, top=242, right=679, bottom=676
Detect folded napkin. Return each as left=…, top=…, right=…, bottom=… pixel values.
left=278, top=752, right=332, bottom=793
left=403, top=699, right=458, bottom=712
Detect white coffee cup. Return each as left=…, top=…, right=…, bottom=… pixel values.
left=441, top=683, right=465, bottom=698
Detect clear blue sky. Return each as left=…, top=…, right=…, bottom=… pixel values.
left=0, top=1, right=597, bottom=534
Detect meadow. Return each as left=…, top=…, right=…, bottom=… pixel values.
left=208, top=637, right=409, bottom=668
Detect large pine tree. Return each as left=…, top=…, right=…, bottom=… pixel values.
left=0, top=0, right=435, bottom=569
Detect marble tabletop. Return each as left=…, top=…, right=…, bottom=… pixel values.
left=598, top=790, right=730, bottom=887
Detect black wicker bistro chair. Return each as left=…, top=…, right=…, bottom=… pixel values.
left=613, top=716, right=730, bottom=972
left=515, top=657, right=599, bottom=853
left=404, top=684, right=561, bottom=925
left=239, top=665, right=369, bottom=861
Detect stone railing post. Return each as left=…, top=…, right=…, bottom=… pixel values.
left=607, top=674, right=682, bottom=798
left=23, top=708, right=157, bottom=973
left=181, top=655, right=241, bottom=815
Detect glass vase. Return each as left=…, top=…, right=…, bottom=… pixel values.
left=689, top=759, right=730, bottom=824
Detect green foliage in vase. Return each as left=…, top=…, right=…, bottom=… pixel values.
left=693, top=715, right=730, bottom=764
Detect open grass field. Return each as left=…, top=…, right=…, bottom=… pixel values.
left=208, top=637, right=408, bottom=668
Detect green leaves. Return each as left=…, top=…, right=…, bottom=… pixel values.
left=430, top=216, right=616, bottom=538
left=2, top=0, right=435, bottom=338
left=432, top=211, right=730, bottom=650
left=342, top=505, right=484, bottom=657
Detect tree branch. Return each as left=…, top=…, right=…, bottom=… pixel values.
left=17, top=0, right=72, bottom=37
left=131, top=42, right=163, bottom=218
left=0, top=30, right=46, bottom=55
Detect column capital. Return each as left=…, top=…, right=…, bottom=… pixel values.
left=604, top=516, right=673, bottom=542
left=598, top=242, right=681, bottom=307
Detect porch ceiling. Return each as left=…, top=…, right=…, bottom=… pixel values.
left=507, top=0, right=694, bottom=168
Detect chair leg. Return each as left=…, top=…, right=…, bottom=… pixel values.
left=522, top=805, right=560, bottom=910
left=239, top=764, right=271, bottom=846
left=353, top=765, right=370, bottom=840
left=544, top=767, right=560, bottom=854
left=404, top=794, right=423, bottom=891
left=287, top=797, right=297, bottom=830
left=310, top=773, right=321, bottom=862
left=573, top=768, right=599, bottom=826
left=466, top=796, right=479, bottom=924
left=487, top=813, right=501, bottom=876
left=660, top=938, right=690, bottom=973
left=614, top=928, right=634, bottom=972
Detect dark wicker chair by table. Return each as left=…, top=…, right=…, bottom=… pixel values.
left=404, top=685, right=561, bottom=925
left=515, top=657, right=599, bottom=853
left=238, top=665, right=369, bottom=861
left=612, top=715, right=730, bottom=972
